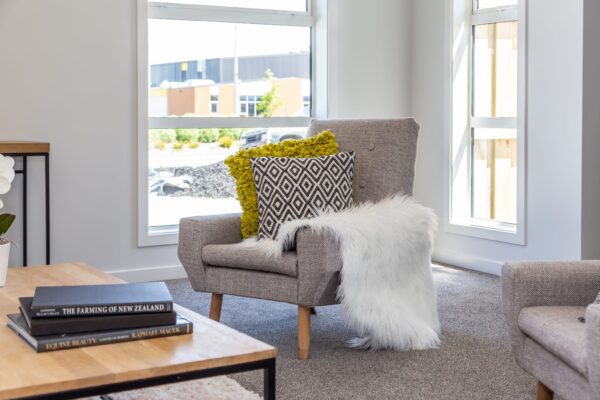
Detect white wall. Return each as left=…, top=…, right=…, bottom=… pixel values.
left=0, top=0, right=414, bottom=280
left=327, top=0, right=413, bottom=119
left=413, top=0, right=586, bottom=274
left=0, top=0, right=183, bottom=279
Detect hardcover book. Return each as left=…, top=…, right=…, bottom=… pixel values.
left=7, top=313, right=193, bottom=353
left=31, top=282, right=173, bottom=318
left=19, top=297, right=177, bottom=336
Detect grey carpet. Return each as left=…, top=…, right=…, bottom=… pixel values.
left=166, top=265, right=538, bottom=399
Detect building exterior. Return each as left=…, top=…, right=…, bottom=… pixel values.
left=149, top=53, right=310, bottom=117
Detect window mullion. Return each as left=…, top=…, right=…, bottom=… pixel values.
left=471, top=117, right=517, bottom=129
left=149, top=116, right=311, bottom=129
left=149, top=3, right=313, bottom=27
left=471, top=7, right=517, bottom=26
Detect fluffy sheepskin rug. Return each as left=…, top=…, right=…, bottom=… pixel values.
left=253, top=194, right=441, bottom=351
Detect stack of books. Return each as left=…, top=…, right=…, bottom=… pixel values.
left=6, top=282, right=193, bottom=352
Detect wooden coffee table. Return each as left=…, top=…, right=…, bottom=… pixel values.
left=0, top=263, right=277, bottom=400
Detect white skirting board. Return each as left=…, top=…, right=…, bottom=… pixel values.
left=109, top=264, right=188, bottom=283
left=108, top=253, right=504, bottom=283
left=433, top=251, right=503, bottom=276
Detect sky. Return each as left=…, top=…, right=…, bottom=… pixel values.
left=155, top=0, right=305, bottom=11
left=148, top=2, right=310, bottom=65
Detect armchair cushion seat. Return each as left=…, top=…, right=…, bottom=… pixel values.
left=202, top=243, right=298, bottom=277
left=518, top=306, right=588, bottom=376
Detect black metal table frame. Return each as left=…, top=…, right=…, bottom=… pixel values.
left=5, top=152, right=50, bottom=266
left=17, top=357, right=276, bottom=400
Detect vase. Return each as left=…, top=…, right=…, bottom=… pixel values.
left=0, top=240, right=9, bottom=287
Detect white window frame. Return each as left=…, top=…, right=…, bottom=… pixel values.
left=137, top=0, right=327, bottom=246
left=444, top=0, right=527, bottom=245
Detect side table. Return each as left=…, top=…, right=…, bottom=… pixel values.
left=0, top=141, right=50, bottom=265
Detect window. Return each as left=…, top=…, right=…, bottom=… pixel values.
left=210, top=95, right=218, bottom=113
left=449, top=0, right=525, bottom=243
left=138, top=0, right=323, bottom=246
left=240, top=95, right=261, bottom=116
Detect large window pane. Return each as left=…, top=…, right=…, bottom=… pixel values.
left=471, top=128, right=517, bottom=224
left=148, top=19, right=311, bottom=118
left=476, top=0, right=517, bottom=10
left=153, top=0, right=307, bottom=12
left=148, top=127, right=308, bottom=229
left=472, top=21, right=518, bottom=118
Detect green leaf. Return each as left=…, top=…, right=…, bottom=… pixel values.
left=0, top=214, right=15, bottom=237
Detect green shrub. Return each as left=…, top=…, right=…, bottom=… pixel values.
left=160, top=130, right=175, bottom=143
left=172, top=141, right=184, bottom=150
left=218, top=128, right=241, bottom=140
left=197, top=128, right=219, bottom=143
left=149, top=129, right=175, bottom=144
left=175, top=129, right=197, bottom=143
left=219, top=136, right=234, bottom=148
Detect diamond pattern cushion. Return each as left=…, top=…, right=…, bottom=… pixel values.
left=202, top=243, right=298, bottom=277
left=518, top=306, right=588, bottom=376
left=251, top=152, right=355, bottom=240
left=224, top=130, right=339, bottom=238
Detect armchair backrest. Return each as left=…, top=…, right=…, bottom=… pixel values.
left=307, top=118, right=419, bottom=204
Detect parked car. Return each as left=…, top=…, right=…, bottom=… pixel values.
left=240, top=128, right=268, bottom=148
left=240, top=127, right=308, bottom=149
left=240, top=105, right=310, bottom=148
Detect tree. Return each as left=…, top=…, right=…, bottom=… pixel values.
left=256, top=69, right=282, bottom=117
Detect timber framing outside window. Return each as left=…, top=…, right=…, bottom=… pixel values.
left=137, top=0, right=326, bottom=246
left=448, top=0, right=526, bottom=244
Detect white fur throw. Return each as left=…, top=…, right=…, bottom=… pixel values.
left=252, top=194, right=441, bottom=350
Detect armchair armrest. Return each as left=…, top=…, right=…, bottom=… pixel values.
left=502, top=260, right=600, bottom=365
left=586, top=304, right=600, bottom=397
left=296, top=227, right=342, bottom=307
left=177, top=213, right=242, bottom=292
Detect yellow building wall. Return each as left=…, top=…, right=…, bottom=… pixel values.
left=165, top=79, right=305, bottom=117
left=167, top=87, right=195, bottom=116
left=218, top=84, right=235, bottom=116
left=272, top=78, right=304, bottom=116
left=193, top=86, right=210, bottom=116
left=167, top=86, right=211, bottom=116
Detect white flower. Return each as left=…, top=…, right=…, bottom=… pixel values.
left=0, top=154, right=15, bottom=195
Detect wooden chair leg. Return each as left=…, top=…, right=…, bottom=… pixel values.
left=209, top=293, right=223, bottom=322
left=310, top=307, right=316, bottom=315
left=298, top=305, right=311, bottom=360
left=536, top=381, right=553, bottom=400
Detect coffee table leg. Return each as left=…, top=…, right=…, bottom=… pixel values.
left=264, top=358, right=276, bottom=400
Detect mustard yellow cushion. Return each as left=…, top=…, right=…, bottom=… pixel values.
left=224, top=130, right=339, bottom=238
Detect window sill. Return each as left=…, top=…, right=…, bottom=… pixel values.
left=138, top=227, right=179, bottom=247
left=446, top=219, right=525, bottom=245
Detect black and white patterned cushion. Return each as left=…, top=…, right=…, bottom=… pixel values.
left=250, top=152, right=355, bottom=240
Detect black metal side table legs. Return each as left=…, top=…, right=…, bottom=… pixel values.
left=11, top=153, right=50, bottom=266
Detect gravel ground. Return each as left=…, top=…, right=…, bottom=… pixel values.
left=156, top=162, right=236, bottom=199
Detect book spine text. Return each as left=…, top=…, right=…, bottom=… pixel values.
left=32, top=302, right=173, bottom=318
left=37, top=321, right=192, bottom=352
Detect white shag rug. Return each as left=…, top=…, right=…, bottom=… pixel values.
left=248, top=195, right=441, bottom=351
left=79, top=376, right=261, bottom=400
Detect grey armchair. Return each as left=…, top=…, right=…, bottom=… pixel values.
left=178, top=118, right=419, bottom=360
left=502, top=261, right=600, bottom=400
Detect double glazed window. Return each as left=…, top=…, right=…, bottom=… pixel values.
left=450, top=0, right=524, bottom=242
left=139, top=0, right=316, bottom=244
